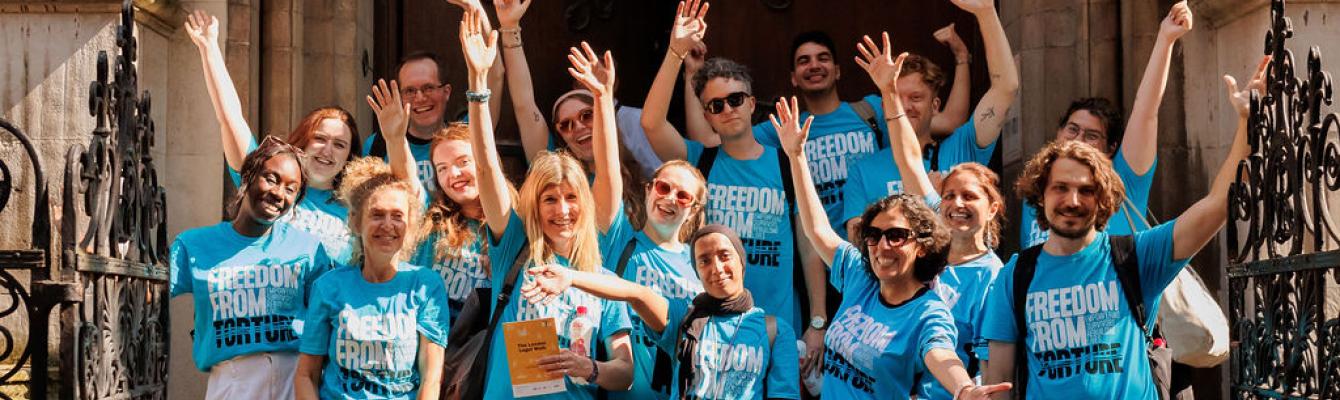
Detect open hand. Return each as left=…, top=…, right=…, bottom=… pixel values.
left=957, top=383, right=1013, bottom=400
left=1159, top=1, right=1193, bottom=42
left=367, top=79, right=410, bottom=141
left=670, top=0, right=709, bottom=56
left=855, top=32, right=907, bottom=95
left=520, top=264, right=573, bottom=305
left=494, top=0, right=531, bottom=29
left=1224, top=55, right=1271, bottom=118
left=567, top=42, right=616, bottom=97
left=768, top=96, right=814, bottom=159
left=459, top=8, right=498, bottom=75
left=933, top=23, right=969, bottom=63
left=184, top=10, right=218, bottom=51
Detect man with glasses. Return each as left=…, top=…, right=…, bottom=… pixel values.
left=1018, top=2, right=1193, bottom=248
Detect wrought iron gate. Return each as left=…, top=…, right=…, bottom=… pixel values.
left=1226, top=0, right=1340, bottom=398
left=0, top=1, right=169, bottom=399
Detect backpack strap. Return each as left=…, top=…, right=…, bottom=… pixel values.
left=776, top=151, right=813, bottom=329
left=923, top=142, right=942, bottom=172
left=850, top=100, right=887, bottom=150
left=1011, top=244, right=1044, bottom=398
left=1108, top=235, right=1152, bottom=337
left=614, top=239, right=639, bottom=279
left=464, top=246, right=529, bottom=399
left=694, top=146, right=720, bottom=178
left=368, top=132, right=389, bottom=159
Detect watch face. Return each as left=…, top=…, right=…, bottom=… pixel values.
left=810, top=317, right=825, bottom=329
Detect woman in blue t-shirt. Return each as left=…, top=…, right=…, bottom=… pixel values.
left=575, top=40, right=709, bottom=400
left=295, top=157, right=451, bottom=399
left=771, top=94, right=1012, bottom=399
left=521, top=224, right=800, bottom=400
left=169, top=137, right=334, bottom=399
left=187, top=10, right=359, bottom=264
left=461, top=11, right=635, bottom=399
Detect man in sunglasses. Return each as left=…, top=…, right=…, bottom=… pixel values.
left=840, top=0, right=1017, bottom=244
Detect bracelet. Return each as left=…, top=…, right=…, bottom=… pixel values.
left=956, top=54, right=972, bottom=65
left=885, top=112, right=906, bottom=121
left=465, top=89, right=491, bottom=103
left=499, top=27, right=523, bottom=49
left=668, top=46, right=687, bottom=61
left=586, top=358, right=600, bottom=383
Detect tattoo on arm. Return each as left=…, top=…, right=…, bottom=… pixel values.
left=532, top=111, right=542, bottom=122
left=979, top=107, right=996, bottom=122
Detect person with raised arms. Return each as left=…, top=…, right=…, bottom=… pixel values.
left=460, top=9, right=634, bottom=398
left=170, top=137, right=334, bottom=400
left=186, top=10, right=359, bottom=264
left=294, top=156, right=450, bottom=400
left=840, top=0, right=1018, bottom=241
left=980, top=55, right=1265, bottom=398
left=521, top=224, right=800, bottom=400
left=857, top=31, right=1006, bottom=398
left=1019, top=2, right=1193, bottom=247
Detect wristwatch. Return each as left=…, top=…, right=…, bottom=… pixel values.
left=809, top=316, right=827, bottom=330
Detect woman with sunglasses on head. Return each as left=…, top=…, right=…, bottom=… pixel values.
left=460, top=10, right=635, bottom=399
left=568, top=39, right=710, bottom=400
left=170, top=137, right=335, bottom=400
left=773, top=93, right=1011, bottom=399
left=187, top=10, right=359, bottom=264
left=294, top=156, right=451, bottom=400
left=854, top=30, right=1006, bottom=399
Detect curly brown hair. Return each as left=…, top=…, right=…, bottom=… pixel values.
left=855, top=193, right=950, bottom=282
left=899, top=53, right=945, bottom=94
left=420, top=123, right=483, bottom=261
left=941, top=162, right=1005, bottom=248
left=337, top=157, right=422, bottom=266
left=1015, top=140, right=1126, bottom=233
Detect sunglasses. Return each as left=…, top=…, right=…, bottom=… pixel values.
left=862, top=226, right=924, bottom=247
left=556, top=108, right=594, bottom=135
left=703, top=92, right=751, bottom=115
left=649, top=179, right=697, bottom=207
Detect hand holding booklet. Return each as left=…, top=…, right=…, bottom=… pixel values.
left=503, top=317, right=564, bottom=397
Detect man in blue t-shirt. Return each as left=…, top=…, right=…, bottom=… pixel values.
left=1019, top=4, right=1195, bottom=247
left=981, top=98, right=1250, bottom=398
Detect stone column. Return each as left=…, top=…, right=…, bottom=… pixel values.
left=262, top=0, right=304, bottom=137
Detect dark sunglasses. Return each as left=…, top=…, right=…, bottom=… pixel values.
left=703, top=92, right=751, bottom=115
left=649, top=179, right=698, bottom=207
left=862, top=226, right=923, bottom=247
left=556, top=108, right=594, bottom=134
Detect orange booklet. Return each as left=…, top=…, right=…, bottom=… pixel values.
left=503, top=317, right=565, bottom=397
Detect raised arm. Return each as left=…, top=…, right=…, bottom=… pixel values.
left=929, top=23, right=973, bottom=139
left=641, top=0, right=709, bottom=161
left=520, top=265, right=672, bottom=333
left=1171, top=56, right=1267, bottom=260
left=368, top=79, right=423, bottom=195
left=682, top=43, right=721, bottom=146
left=857, top=33, right=938, bottom=198
left=925, top=348, right=1012, bottom=400
left=951, top=0, right=1019, bottom=148
left=568, top=43, right=623, bottom=230
left=772, top=97, right=841, bottom=264
left=1122, top=1, right=1192, bottom=174
left=494, top=0, right=549, bottom=162
left=460, top=9, right=511, bottom=238
left=185, top=10, right=255, bottom=172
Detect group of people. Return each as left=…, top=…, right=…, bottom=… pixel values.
left=168, top=0, right=1265, bottom=399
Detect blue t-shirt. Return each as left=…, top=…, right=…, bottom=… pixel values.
left=648, top=297, right=800, bottom=400
left=754, top=95, right=887, bottom=233
left=1020, top=149, right=1156, bottom=247
left=980, top=221, right=1188, bottom=399
left=599, top=212, right=703, bottom=400
left=169, top=222, right=334, bottom=371
left=229, top=160, right=353, bottom=265
left=841, top=118, right=996, bottom=226
left=363, top=133, right=437, bottom=194
left=918, top=252, right=1004, bottom=399
left=684, top=141, right=801, bottom=335
left=822, top=242, right=958, bottom=399
left=484, top=211, right=635, bottom=400
left=300, top=263, right=451, bottom=399
left=412, top=227, right=491, bottom=327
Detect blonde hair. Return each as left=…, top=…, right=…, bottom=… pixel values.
left=650, top=160, right=708, bottom=242
left=419, top=123, right=483, bottom=261
left=516, top=151, right=601, bottom=272
left=1016, top=140, right=1126, bottom=232
left=337, top=157, right=422, bottom=266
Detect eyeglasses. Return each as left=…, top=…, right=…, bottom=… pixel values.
left=402, top=83, right=446, bottom=99
left=703, top=92, right=751, bottom=115
left=861, top=226, right=923, bottom=247
left=556, top=108, right=594, bottom=135
left=649, top=179, right=697, bottom=207
left=1063, top=123, right=1105, bottom=143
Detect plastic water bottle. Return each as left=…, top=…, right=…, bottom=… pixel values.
left=796, top=340, right=823, bottom=396
left=569, top=306, right=594, bottom=384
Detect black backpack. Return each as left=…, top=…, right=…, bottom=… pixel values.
left=1010, top=236, right=1189, bottom=399
left=440, top=246, right=529, bottom=400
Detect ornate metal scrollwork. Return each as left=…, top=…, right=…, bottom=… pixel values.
left=1226, top=0, right=1340, bottom=398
